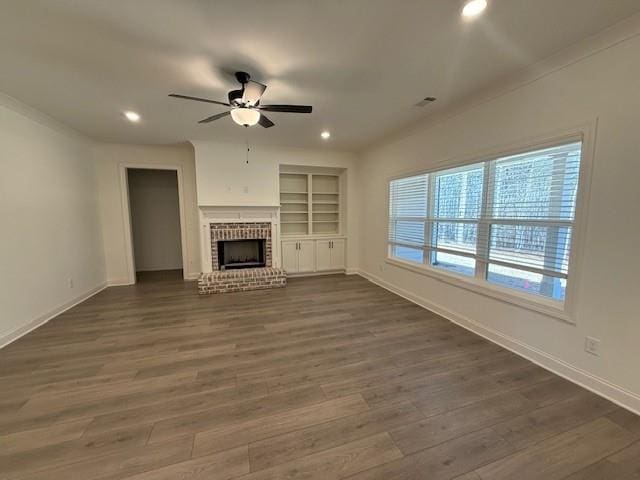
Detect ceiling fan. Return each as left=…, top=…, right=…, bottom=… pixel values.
left=169, top=71, right=312, bottom=128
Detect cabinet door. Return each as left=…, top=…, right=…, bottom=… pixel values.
left=297, top=240, right=316, bottom=273
left=315, top=240, right=332, bottom=271
left=330, top=239, right=346, bottom=269
left=281, top=241, right=299, bottom=273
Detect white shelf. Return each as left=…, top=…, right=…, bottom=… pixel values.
left=280, top=172, right=341, bottom=236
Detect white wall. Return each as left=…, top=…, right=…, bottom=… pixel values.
left=128, top=169, right=182, bottom=272
left=192, top=141, right=360, bottom=271
left=0, top=95, right=105, bottom=346
left=357, top=27, right=640, bottom=411
left=94, top=143, right=200, bottom=283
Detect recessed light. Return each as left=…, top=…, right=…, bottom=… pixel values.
left=124, top=111, right=141, bottom=122
left=321, top=131, right=331, bottom=139
left=462, top=0, right=487, bottom=18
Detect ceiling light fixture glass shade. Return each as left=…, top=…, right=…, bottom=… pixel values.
left=462, top=0, right=487, bottom=17
left=230, top=107, right=260, bottom=126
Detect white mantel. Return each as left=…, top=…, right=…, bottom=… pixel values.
left=199, top=205, right=280, bottom=273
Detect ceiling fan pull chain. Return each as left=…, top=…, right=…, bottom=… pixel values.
left=244, top=126, right=250, bottom=164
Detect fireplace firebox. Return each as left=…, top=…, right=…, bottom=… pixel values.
left=217, top=239, right=265, bottom=270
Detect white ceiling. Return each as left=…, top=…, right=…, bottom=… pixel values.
left=1, top=0, right=639, bottom=151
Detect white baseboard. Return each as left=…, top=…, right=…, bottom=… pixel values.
left=0, top=283, right=108, bottom=349
left=109, top=272, right=200, bottom=285
left=357, top=268, right=640, bottom=416
left=287, top=270, right=346, bottom=278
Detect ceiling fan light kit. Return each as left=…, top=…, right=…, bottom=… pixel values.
left=169, top=71, right=313, bottom=129
left=230, top=107, right=260, bottom=127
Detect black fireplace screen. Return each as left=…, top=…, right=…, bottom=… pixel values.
left=217, top=239, right=265, bottom=270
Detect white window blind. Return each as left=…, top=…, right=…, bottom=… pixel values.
left=388, top=141, right=583, bottom=303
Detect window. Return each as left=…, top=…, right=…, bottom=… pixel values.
left=388, top=141, right=583, bottom=305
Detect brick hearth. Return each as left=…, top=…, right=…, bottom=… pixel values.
left=198, top=267, right=286, bottom=294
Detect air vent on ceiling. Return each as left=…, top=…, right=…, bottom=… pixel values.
left=414, top=96, right=436, bottom=107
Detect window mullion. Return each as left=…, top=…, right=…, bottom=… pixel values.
left=476, top=162, right=493, bottom=280
left=424, top=174, right=436, bottom=265
left=540, top=154, right=567, bottom=297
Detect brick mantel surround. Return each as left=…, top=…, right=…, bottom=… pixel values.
left=197, top=206, right=285, bottom=295
left=210, top=222, right=272, bottom=271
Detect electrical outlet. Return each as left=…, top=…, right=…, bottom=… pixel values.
left=585, top=336, right=600, bottom=356
left=243, top=186, right=249, bottom=194
left=67, top=278, right=74, bottom=289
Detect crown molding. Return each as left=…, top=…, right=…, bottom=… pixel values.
left=362, top=12, right=640, bottom=155
left=0, top=91, right=92, bottom=144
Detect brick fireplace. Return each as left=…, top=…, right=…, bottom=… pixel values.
left=210, top=222, right=273, bottom=271
left=198, top=221, right=286, bottom=294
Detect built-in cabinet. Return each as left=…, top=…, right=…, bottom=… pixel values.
left=281, top=240, right=316, bottom=273
left=279, top=167, right=346, bottom=275
left=315, top=239, right=345, bottom=271
left=281, top=238, right=345, bottom=274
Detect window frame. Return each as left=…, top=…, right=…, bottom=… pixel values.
left=385, top=123, right=595, bottom=323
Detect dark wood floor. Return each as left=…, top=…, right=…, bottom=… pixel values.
left=1, top=274, right=639, bottom=480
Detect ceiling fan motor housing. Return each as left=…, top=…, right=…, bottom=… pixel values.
left=228, top=89, right=244, bottom=106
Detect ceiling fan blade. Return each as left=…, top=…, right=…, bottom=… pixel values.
left=258, top=114, right=275, bottom=128
left=258, top=104, right=312, bottom=113
left=242, top=81, right=267, bottom=106
left=169, top=93, right=230, bottom=107
left=198, top=111, right=230, bottom=124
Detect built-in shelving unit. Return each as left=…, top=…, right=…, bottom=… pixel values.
left=311, top=174, right=339, bottom=234
left=279, top=173, right=309, bottom=236
left=279, top=172, right=341, bottom=236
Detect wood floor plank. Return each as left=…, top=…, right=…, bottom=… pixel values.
left=563, top=440, right=640, bottom=480
left=389, top=391, right=535, bottom=455
left=491, top=390, right=618, bottom=450
left=476, top=417, right=636, bottom=480
left=147, top=385, right=326, bottom=444
left=7, top=436, right=193, bottom=480
left=240, top=432, right=402, bottom=480
left=0, top=424, right=152, bottom=477
left=0, top=273, right=636, bottom=479
left=121, top=446, right=250, bottom=480
left=248, top=401, right=423, bottom=471
left=83, top=381, right=271, bottom=437
left=607, top=408, right=640, bottom=437
left=347, top=427, right=514, bottom=480
left=193, top=394, right=370, bottom=458
left=1, top=418, right=92, bottom=454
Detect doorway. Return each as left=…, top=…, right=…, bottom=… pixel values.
left=126, top=168, right=184, bottom=283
